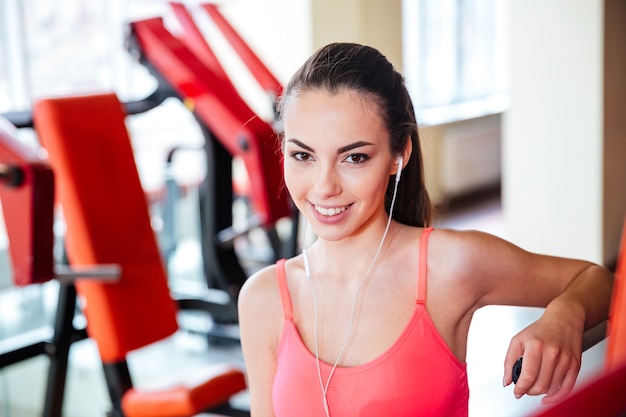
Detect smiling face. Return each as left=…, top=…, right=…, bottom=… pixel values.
left=282, top=88, right=396, bottom=242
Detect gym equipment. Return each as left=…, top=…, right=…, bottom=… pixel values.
left=606, top=215, right=626, bottom=372
left=0, top=118, right=54, bottom=286
left=1, top=2, right=298, bottom=333
left=33, top=93, right=248, bottom=417
left=0, top=117, right=119, bottom=417
left=125, top=12, right=298, bottom=327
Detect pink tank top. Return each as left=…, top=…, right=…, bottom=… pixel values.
left=272, top=228, right=469, bottom=417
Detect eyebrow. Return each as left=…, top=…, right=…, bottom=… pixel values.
left=287, top=139, right=374, bottom=154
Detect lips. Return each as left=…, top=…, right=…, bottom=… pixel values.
left=314, top=204, right=350, bottom=217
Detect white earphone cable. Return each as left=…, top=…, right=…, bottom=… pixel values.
left=302, top=161, right=402, bottom=417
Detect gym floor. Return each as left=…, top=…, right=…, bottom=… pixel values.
left=0, top=190, right=607, bottom=417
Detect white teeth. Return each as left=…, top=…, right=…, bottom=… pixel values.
left=315, top=205, right=347, bottom=216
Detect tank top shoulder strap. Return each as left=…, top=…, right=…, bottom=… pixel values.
left=417, top=227, right=434, bottom=304
left=276, top=259, right=294, bottom=320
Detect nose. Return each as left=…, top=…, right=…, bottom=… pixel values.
left=313, top=163, right=341, bottom=198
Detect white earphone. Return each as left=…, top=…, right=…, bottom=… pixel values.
left=396, top=155, right=403, bottom=183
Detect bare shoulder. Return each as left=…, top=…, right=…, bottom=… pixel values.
left=431, top=226, right=509, bottom=247
left=238, top=263, right=281, bottom=316
left=428, top=228, right=509, bottom=275
left=237, top=262, right=285, bottom=339
left=426, top=228, right=525, bottom=308
left=425, top=229, right=489, bottom=299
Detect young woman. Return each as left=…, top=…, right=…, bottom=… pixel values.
left=237, top=42, right=614, bottom=417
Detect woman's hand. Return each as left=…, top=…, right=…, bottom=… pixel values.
left=503, top=300, right=585, bottom=404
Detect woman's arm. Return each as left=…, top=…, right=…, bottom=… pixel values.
left=238, top=265, right=283, bottom=417
left=436, top=229, right=614, bottom=404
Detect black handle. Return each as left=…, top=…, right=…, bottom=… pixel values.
left=512, top=357, right=523, bottom=384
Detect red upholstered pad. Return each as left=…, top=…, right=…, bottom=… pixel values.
left=0, top=119, right=55, bottom=285
left=121, top=365, right=247, bottom=417
left=33, top=93, right=179, bottom=362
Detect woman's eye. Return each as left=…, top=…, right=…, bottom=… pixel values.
left=291, top=152, right=312, bottom=162
left=345, top=154, right=370, bottom=164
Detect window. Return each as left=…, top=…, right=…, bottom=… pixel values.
left=0, top=0, right=168, bottom=114
left=402, top=0, right=510, bottom=124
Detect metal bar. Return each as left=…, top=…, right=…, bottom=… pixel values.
left=583, top=319, right=608, bottom=352
left=0, top=340, right=48, bottom=369
left=53, top=264, right=121, bottom=284
left=102, top=361, right=133, bottom=415
left=122, top=83, right=173, bottom=115
left=0, top=82, right=174, bottom=129
left=42, top=283, right=78, bottom=417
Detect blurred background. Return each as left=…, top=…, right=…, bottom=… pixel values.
left=0, top=0, right=624, bottom=416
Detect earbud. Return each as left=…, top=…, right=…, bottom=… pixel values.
left=395, top=156, right=403, bottom=183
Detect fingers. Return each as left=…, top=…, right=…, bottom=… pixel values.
left=541, top=368, right=578, bottom=404
left=503, top=340, right=524, bottom=387
left=512, top=347, right=542, bottom=398
left=509, top=346, right=580, bottom=402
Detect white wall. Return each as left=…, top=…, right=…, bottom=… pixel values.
left=503, top=0, right=606, bottom=262
left=311, top=0, right=402, bottom=68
